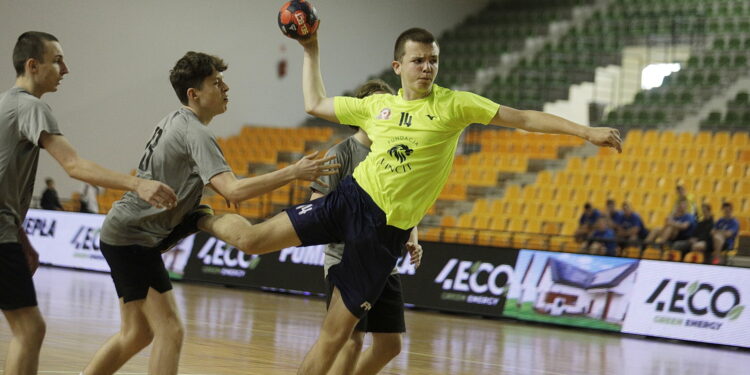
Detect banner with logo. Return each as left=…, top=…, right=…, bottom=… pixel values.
left=622, top=261, right=750, bottom=348
left=24, top=209, right=194, bottom=278
left=182, top=232, right=329, bottom=294
left=23, top=209, right=110, bottom=272
left=400, top=242, right=519, bottom=318
left=504, top=250, right=640, bottom=331
left=181, top=232, right=420, bottom=295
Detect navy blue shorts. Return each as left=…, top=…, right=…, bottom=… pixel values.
left=285, top=176, right=411, bottom=318
left=0, top=242, right=38, bottom=310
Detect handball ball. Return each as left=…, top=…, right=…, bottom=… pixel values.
left=278, top=0, right=320, bottom=40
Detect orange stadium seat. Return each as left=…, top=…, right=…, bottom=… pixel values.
left=683, top=251, right=705, bottom=264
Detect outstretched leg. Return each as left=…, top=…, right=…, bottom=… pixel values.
left=199, top=212, right=302, bottom=254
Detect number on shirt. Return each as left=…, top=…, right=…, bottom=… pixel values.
left=138, top=127, right=164, bottom=170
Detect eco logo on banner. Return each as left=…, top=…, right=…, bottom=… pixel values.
left=434, top=258, right=514, bottom=307
left=24, top=209, right=110, bottom=272
left=623, top=261, right=750, bottom=348
left=504, top=250, right=639, bottom=332
left=193, top=234, right=260, bottom=278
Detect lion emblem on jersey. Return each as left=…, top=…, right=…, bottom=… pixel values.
left=388, top=144, right=413, bottom=163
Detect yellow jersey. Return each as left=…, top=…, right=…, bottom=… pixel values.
left=334, top=84, right=499, bottom=229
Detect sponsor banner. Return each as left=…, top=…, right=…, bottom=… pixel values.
left=182, top=232, right=329, bottom=294
left=622, top=260, right=750, bottom=348
left=23, top=208, right=109, bottom=272
left=504, top=250, right=639, bottom=331
left=182, top=232, right=420, bottom=295
left=400, top=242, right=519, bottom=318
left=23, top=208, right=193, bottom=277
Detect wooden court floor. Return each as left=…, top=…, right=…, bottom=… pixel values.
left=1, top=267, right=748, bottom=375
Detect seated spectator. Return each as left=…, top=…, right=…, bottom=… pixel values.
left=605, top=199, right=623, bottom=227
left=674, top=203, right=714, bottom=257
left=581, top=217, right=617, bottom=256
left=709, top=202, right=740, bottom=264
left=614, top=202, right=648, bottom=246
left=645, top=199, right=696, bottom=246
left=574, top=202, right=601, bottom=242
left=673, top=184, right=699, bottom=219
left=40, top=177, right=63, bottom=210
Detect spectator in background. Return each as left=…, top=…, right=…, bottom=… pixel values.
left=614, top=202, right=648, bottom=247
left=645, top=199, right=696, bottom=246
left=40, top=177, right=63, bottom=210
left=574, top=202, right=601, bottom=242
left=675, top=203, right=714, bottom=257
left=581, top=217, right=616, bottom=256
left=674, top=184, right=699, bottom=219
left=709, top=202, right=740, bottom=265
left=79, top=182, right=99, bottom=213
left=604, top=199, right=623, bottom=227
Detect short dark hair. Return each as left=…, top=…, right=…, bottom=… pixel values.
left=353, top=79, right=395, bottom=99
left=45, top=177, right=53, bottom=185
left=169, top=51, right=227, bottom=105
left=722, top=202, right=732, bottom=209
left=13, top=31, right=59, bottom=77
left=393, top=28, right=437, bottom=61
left=584, top=203, right=592, bottom=210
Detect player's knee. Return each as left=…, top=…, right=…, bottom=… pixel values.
left=153, top=317, right=184, bottom=344
left=372, top=334, right=402, bottom=359
left=346, top=332, right=364, bottom=352
left=18, top=315, right=46, bottom=346
left=123, top=324, right=154, bottom=349
left=342, top=338, right=364, bottom=355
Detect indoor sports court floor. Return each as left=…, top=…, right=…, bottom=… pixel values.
left=1, top=267, right=748, bottom=375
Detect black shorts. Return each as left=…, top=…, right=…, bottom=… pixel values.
left=326, top=274, right=405, bottom=333
left=100, top=241, right=172, bottom=303
left=285, top=176, right=412, bottom=318
left=0, top=242, right=38, bottom=310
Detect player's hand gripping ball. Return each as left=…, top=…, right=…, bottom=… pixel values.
left=278, top=0, right=320, bottom=40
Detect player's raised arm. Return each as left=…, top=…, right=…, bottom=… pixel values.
left=299, top=35, right=338, bottom=123
left=489, top=105, right=622, bottom=153
left=40, top=132, right=177, bottom=208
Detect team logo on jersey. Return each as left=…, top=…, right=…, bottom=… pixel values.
left=426, top=114, right=437, bottom=120
left=388, top=144, right=413, bottom=163
left=360, top=301, right=373, bottom=311
left=377, top=108, right=392, bottom=120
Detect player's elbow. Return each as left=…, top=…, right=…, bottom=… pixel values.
left=62, top=157, right=85, bottom=180
left=304, top=103, right=319, bottom=116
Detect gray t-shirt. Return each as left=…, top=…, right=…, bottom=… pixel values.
left=100, top=108, right=231, bottom=247
left=0, top=87, right=62, bottom=243
left=311, top=136, right=398, bottom=277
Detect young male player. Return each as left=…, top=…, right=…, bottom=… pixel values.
left=81, top=51, right=337, bottom=375
left=1, top=31, right=177, bottom=375
left=198, top=27, right=622, bottom=375
left=310, top=79, right=422, bottom=375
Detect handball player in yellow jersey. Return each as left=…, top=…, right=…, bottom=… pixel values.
left=198, top=27, right=622, bottom=375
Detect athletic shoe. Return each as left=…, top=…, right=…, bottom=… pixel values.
left=156, top=205, right=214, bottom=253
